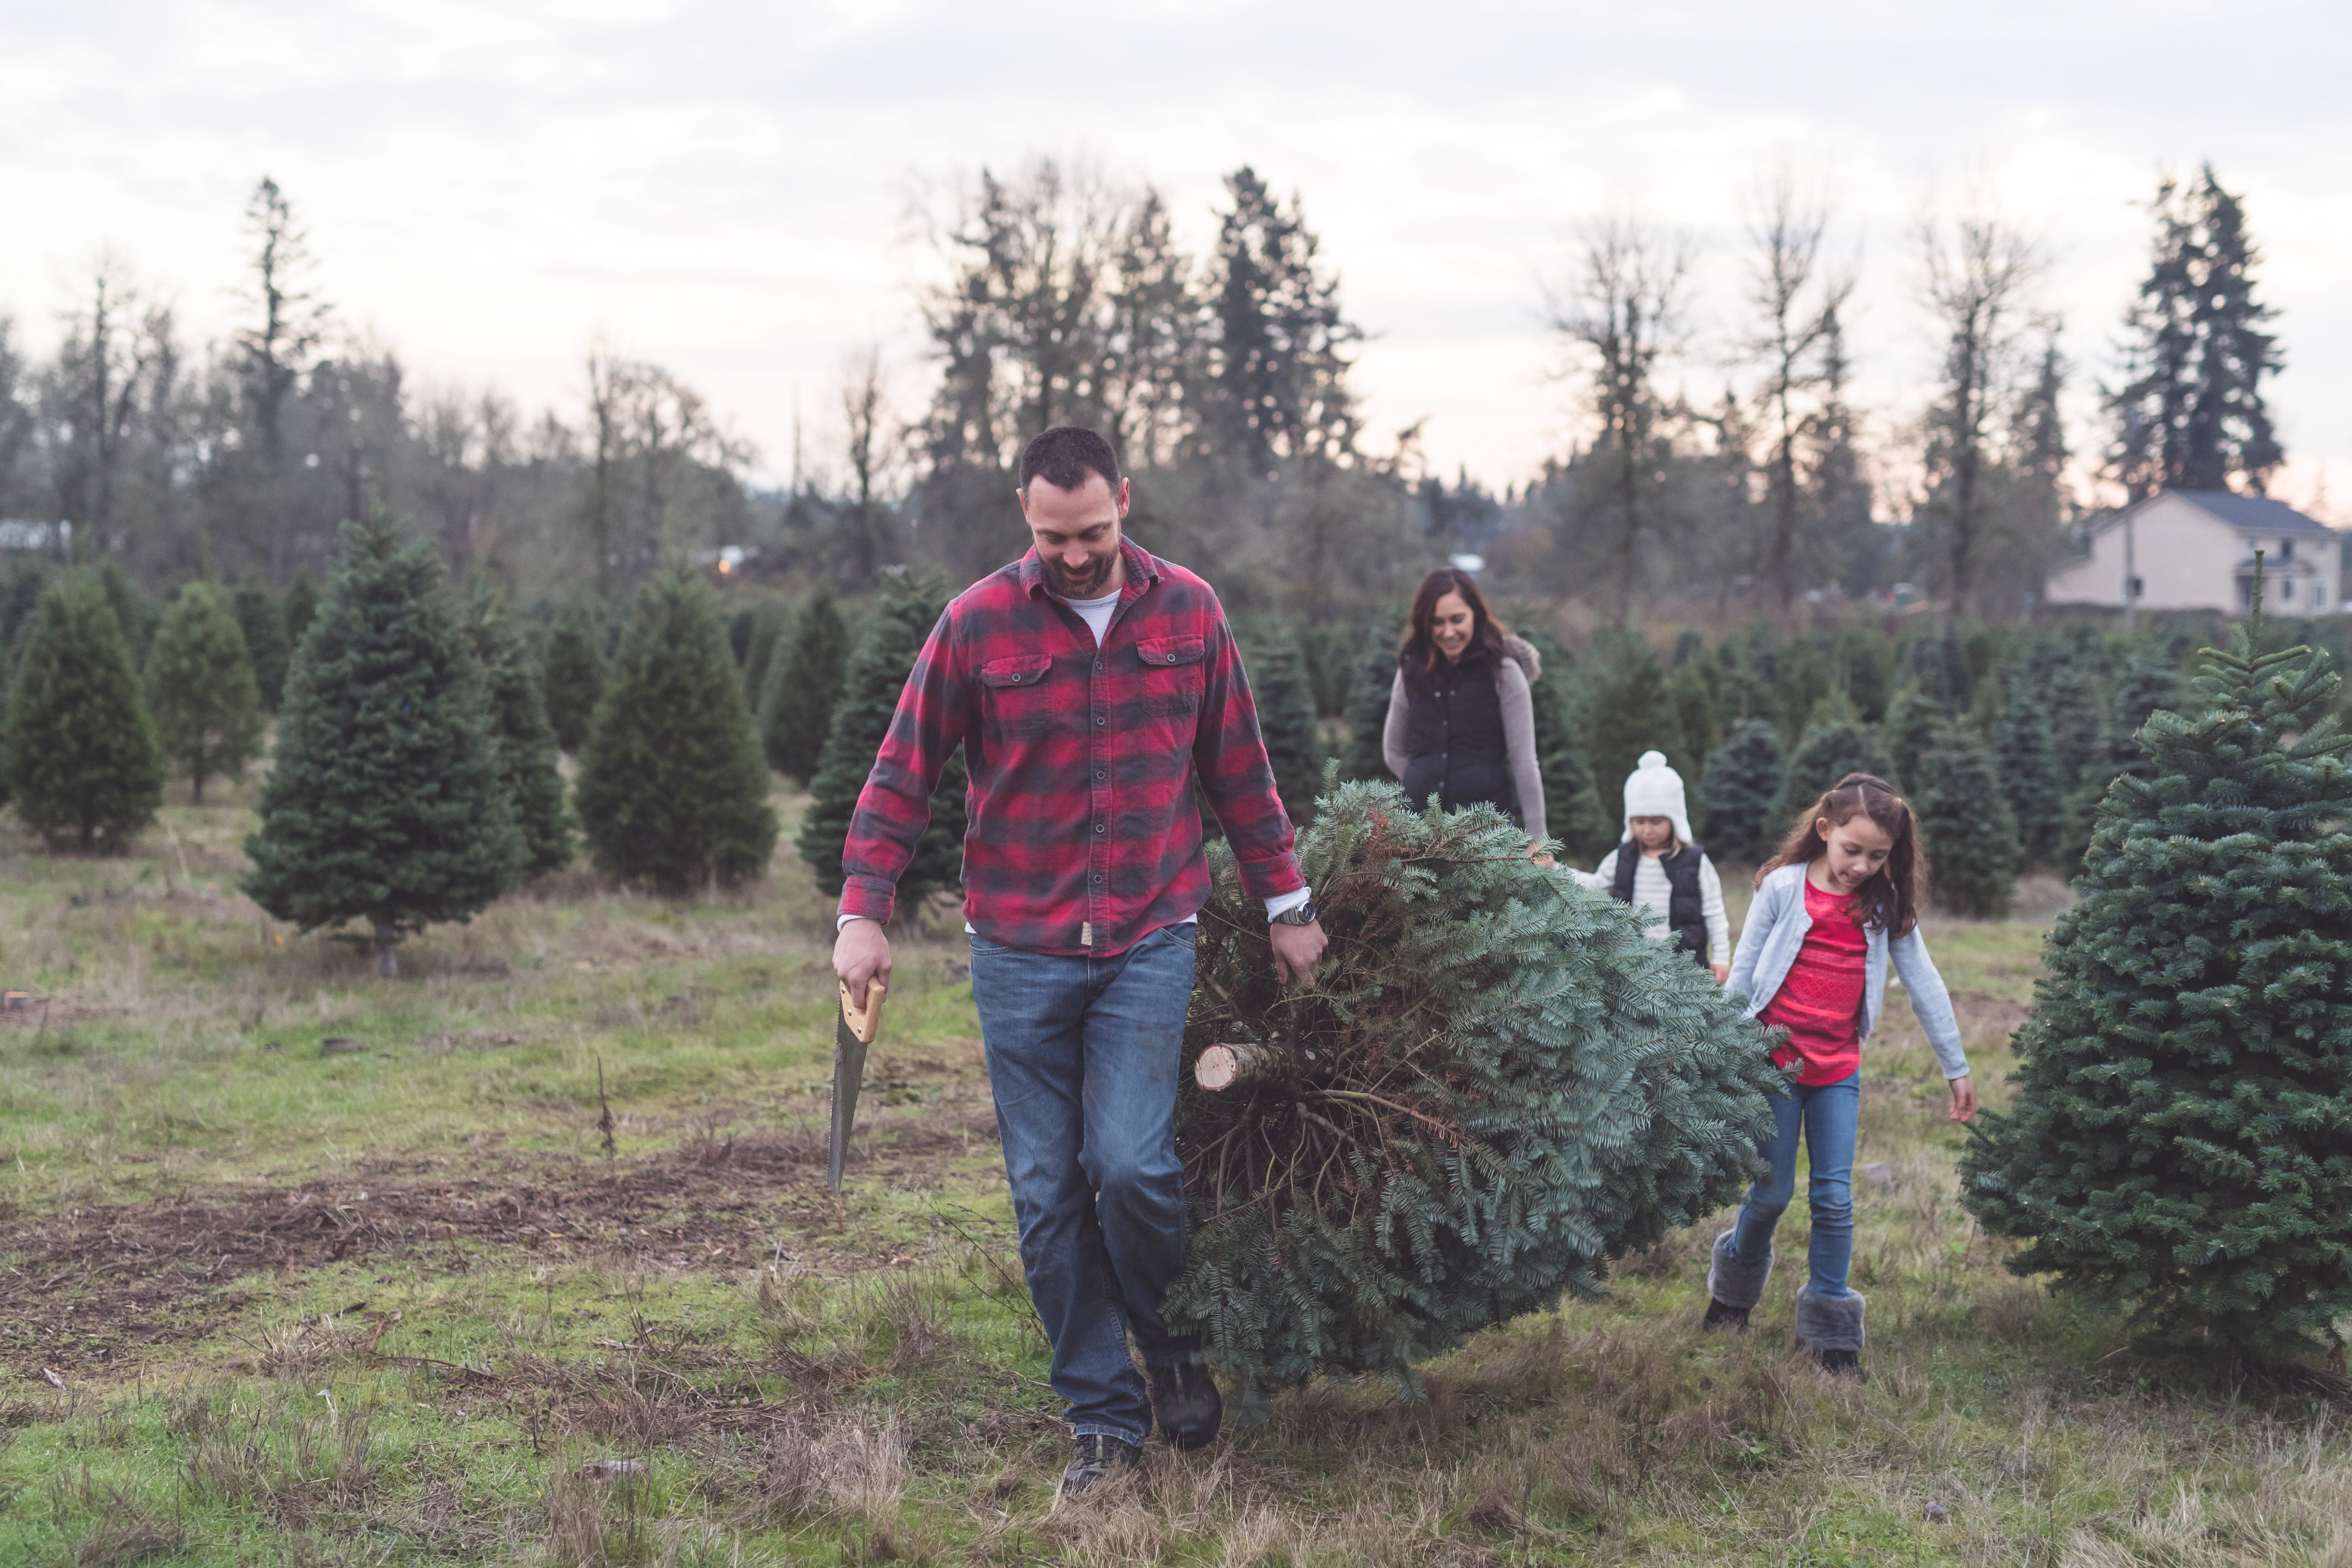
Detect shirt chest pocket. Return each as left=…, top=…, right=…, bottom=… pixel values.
left=1132, top=636, right=1206, bottom=720
left=979, top=654, right=1059, bottom=736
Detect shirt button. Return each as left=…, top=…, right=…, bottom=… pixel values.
left=1092, top=874, right=1103, bottom=884
left=1095, top=770, right=1107, bottom=781
left=1095, top=822, right=1106, bottom=833
left=1095, top=716, right=1106, bottom=726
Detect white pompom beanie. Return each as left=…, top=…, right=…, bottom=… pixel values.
left=1622, top=750, right=1693, bottom=845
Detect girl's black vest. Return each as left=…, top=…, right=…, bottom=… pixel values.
left=1612, top=842, right=1709, bottom=959
left=1399, top=647, right=1514, bottom=819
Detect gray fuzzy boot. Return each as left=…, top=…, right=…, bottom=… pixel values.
left=1794, top=1285, right=1866, bottom=1377
left=1702, top=1230, right=1773, bottom=1332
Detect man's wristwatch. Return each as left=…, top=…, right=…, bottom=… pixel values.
left=1271, top=897, right=1318, bottom=927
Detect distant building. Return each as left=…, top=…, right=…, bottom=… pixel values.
left=2045, top=490, right=2341, bottom=615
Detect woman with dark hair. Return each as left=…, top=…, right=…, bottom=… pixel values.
left=1700, top=772, right=1976, bottom=1380
left=1380, top=569, right=1547, bottom=855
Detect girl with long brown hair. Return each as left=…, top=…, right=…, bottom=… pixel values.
left=1380, top=569, right=1548, bottom=856
left=1700, top=773, right=1977, bottom=1379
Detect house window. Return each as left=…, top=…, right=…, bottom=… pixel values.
left=2128, top=575, right=2145, bottom=600
left=2281, top=578, right=2295, bottom=602
left=2278, top=539, right=2295, bottom=562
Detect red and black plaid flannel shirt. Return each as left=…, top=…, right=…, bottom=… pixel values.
left=836, top=539, right=1304, bottom=957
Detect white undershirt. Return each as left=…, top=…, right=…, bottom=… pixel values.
left=839, top=587, right=1309, bottom=934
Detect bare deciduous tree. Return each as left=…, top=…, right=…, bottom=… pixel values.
left=1742, top=166, right=1854, bottom=614
left=1914, top=202, right=2043, bottom=617
left=1550, top=217, right=1691, bottom=625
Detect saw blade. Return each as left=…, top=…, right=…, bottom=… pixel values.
left=828, top=977, right=885, bottom=1192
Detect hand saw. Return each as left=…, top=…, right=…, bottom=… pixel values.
left=828, top=975, right=887, bottom=1192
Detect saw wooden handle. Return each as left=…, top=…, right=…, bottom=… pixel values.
left=839, top=977, right=887, bottom=1044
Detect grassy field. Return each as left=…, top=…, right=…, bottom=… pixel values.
left=1, top=780, right=2347, bottom=1567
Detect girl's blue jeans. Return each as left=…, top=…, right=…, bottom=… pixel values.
left=1726, top=1070, right=1859, bottom=1297
left=967, top=923, right=1198, bottom=1448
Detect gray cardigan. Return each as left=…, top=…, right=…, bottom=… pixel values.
left=1726, top=862, right=1971, bottom=1081
left=1380, top=635, right=1546, bottom=844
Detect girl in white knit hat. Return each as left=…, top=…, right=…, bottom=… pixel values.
left=1579, top=751, right=1730, bottom=981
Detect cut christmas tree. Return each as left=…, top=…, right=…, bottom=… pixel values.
left=1168, top=777, right=1782, bottom=1407
left=1961, top=584, right=2352, bottom=1358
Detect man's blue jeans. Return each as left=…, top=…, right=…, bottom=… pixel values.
left=1726, top=1070, right=1859, bottom=1297
left=968, top=923, right=1197, bottom=1446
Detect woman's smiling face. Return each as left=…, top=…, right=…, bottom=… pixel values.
left=1429, top=592, right=1474, bottom=661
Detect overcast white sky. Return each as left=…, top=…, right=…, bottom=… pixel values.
left=4, top=0, right=2348, bottom=514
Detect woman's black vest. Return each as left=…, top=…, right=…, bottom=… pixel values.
left=1399, top=648, right=1514, bottom=818
left=1612, top=842, right=1709, bottom=959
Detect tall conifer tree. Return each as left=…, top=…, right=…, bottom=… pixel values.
left=2108, top=166, right=2284, bottom=498
left=4, top=572, right=164, bottom=850
left=145, top=580, right=266, bottom=806
left=576, top=568, right=777, bottom=892
left=244, top=520, right=520, bottom=974
left=1991, top=673, right=2067, bottom=866
left=1963, top=588, right=2352, bottom=1356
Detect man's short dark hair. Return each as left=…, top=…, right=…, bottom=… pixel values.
left=1018, top=427, right=1122, bottom=494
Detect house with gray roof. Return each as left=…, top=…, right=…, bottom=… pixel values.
left=2045, top=490, right=2341, bottom=615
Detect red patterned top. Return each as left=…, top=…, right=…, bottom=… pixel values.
left=1761, top=877, right=1868, bottom=1085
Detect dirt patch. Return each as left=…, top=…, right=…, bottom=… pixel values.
left=0, top=1104, right=1002, bottom=1376
left=1949, top=990, right=2033, bottom=1036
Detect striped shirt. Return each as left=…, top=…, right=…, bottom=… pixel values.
left=1760, top=878, right=1868, bottom=1085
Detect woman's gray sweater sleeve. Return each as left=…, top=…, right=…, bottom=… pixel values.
left=1495, top=660, right=1545, bottom=844
left=1382, top=671, right=1411, bottom=781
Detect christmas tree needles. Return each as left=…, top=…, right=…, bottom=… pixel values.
left=1173, top=774, right=1781, bottom=1408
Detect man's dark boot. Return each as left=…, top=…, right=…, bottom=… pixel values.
left=1701, top=1298, right=1750, bottom=1334
left=1059, top=1434, right=1141, bottom=1497
left=1146, top=1360, right=1224, bottom=1450
left=1814, top=1347, right=1865, bottom=1379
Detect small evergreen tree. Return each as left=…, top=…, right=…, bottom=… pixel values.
left=1665, top=652, right=1720, bottom=783
left=234, top=583, right=292, bottom=710
left=577, top=568, right=778, bottom=893
left=1963, top=592, right=2352, bottom=1357
left=1583, top=630, right=1688, bottom=803
left=4, top=572, right=164, bottom=850
left=244, top=520, right=520, bottom=973
left=2059, top=656, right=2182, bottom=874
left=1337, top=619, right=1401, bottom=784
left=1913, top=725, right=2020, bottom=917
left=1772, top=717, right=1894, bottom=830
left=1242, top=620, right=1325, bottom=827
left=145, top=580, right=266, bottom=805
left=463, top=585, right=572, bottom=879
left=98, top=560, right=158, bottom=667
left=738, top=598, right=789, bottom=706
left=1882, top=681, right=1951, bottom=795
left=1835, top=628, right=1894, bottom=724
left=1992, top=674, right=2068, bottom=866
left=1699, top=717, right=1785, bottom=865
left=759, top=583, right=850, bottom=781
left=541, top=602, right=606, bottom=754
left=282, top=571, right=320, bottom=653
left=798, top=566, right=967, bottom=905
left=2046, top=656, right=2110, bottom=791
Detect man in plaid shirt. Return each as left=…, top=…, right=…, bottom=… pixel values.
left=833, top=426, right=1326, bottom=1493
